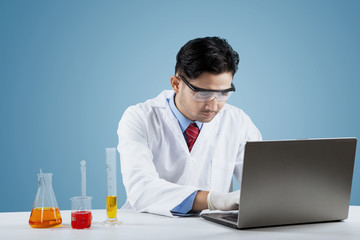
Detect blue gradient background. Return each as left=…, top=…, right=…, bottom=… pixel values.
left=0, top=0, right=359, bottom=212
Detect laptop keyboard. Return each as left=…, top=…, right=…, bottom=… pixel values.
left=221, top=213, right=238, bottom=222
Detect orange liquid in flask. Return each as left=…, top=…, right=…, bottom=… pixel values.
left=29, top=207, right=62, bottom=228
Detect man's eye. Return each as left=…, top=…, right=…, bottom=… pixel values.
left=198, top=92, right=212, bottom=97
left=221, top=92, right=229, bottom=96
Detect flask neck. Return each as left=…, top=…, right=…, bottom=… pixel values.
left=34, top=173, right=58, bottom=209
left=38, top=173, right=53, bottom=186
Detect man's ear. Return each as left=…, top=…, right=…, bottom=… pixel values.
left=170, top=75, right=181, bottom=93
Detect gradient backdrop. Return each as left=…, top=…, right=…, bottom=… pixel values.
left=1, top=0, right=359, bottom=212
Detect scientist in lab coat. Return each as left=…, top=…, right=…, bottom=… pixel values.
left=117, top=37, right=262, bottom=217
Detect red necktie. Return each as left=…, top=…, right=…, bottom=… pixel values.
left=185, top=123, right=199, bottom=152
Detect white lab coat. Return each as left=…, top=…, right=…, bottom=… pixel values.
left=117, top=90, right=262, bottom=216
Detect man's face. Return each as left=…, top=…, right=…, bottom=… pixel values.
left=171, top=72, right=233, bottom=123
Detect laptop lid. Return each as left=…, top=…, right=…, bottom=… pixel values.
left=236, top=138, right=357, bottom=228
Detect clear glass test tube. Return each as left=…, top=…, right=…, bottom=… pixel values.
left=105, top=147, right=121, bottom=225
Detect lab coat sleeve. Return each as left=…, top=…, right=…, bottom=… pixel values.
left=233, top=113, right=262, bottom=186
left=117, top=106, right=197, bottom=217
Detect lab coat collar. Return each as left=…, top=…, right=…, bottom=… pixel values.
left=168, top=92, right=203, bottom=132
left=149, top=90, right=173, bottom=108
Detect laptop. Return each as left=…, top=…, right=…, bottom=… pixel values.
left=201, top=138, right=357, bottom=229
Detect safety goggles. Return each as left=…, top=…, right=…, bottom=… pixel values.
left=178, top=74, right=236, bottom=102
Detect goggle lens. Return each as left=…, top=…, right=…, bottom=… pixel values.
left=191, top=91, right=232, bottom=102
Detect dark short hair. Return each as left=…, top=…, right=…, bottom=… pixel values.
left=175, top=37, right=239, bottom=80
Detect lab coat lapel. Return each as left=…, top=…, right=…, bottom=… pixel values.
left=155, top=94, right=189, bottom=153
left=163, top=108, right=189, bottom=152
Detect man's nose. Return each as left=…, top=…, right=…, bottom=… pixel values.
left=205, top=97, right=218, bottom=111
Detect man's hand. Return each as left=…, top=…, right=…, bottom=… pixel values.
left=207, top=190, right=240, bottom=211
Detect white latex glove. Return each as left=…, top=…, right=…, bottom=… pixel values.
left=207, top=190, right=240, bottom=211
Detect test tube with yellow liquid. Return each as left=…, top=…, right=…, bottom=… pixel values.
left=105, top=148, right=121, bottom=225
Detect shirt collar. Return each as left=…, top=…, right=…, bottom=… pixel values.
left=168, top=92, right=203, bottom=132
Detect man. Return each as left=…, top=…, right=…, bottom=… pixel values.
left=117, top=37, right=262, bottom=217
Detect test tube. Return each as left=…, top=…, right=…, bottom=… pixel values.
left=105, top=148, right=121, bottom=225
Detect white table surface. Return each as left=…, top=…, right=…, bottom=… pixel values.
left=1, top=206, right=360, bottom=240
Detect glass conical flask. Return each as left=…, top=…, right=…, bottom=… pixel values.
left=29, top=170, right=62, bottom=228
